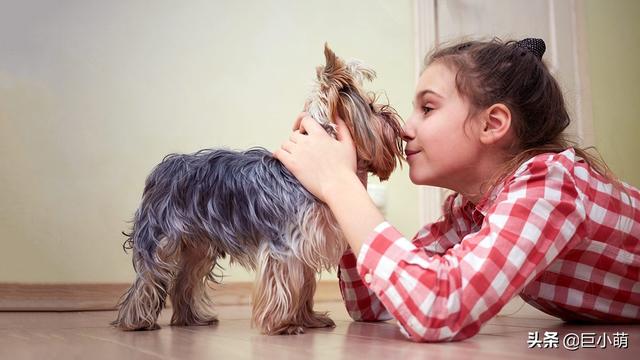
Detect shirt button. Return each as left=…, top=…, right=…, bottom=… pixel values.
left=364, top=273, right=372, bottom=284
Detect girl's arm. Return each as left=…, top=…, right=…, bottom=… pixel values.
left=337, top=192, right=476, bottom=322
left=338, top=248, right=393, bottom=321
left=323, top=172, right=384, bottom=256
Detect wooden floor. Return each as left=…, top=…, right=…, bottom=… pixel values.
left=1, top=301, right=638, bottom=359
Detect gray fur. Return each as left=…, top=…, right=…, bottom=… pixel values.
left=124, top=147, right=320, bottom=272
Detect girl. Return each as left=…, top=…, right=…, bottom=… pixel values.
left=274, top=38, right=640, bottom=342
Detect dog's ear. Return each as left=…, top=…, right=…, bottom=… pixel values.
left=324, top=44, right=376, bottom=87
left=346, top=60, right=376, bottom=86
left=319, top=43, right=348, bottom=126
left=369, top=103, right=405, bottom=180
left=333, top=90, right=403, bottom=181
left=323, top=43, right=337, bottom=72
left=317, top=43, right=345, bottom=84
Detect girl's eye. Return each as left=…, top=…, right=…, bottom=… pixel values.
left=422, top=106, right=433, bottom=115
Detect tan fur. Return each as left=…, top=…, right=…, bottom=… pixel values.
left=251, top=241, right=335, bottom=335
left=168, top=241, right=220, bottom=326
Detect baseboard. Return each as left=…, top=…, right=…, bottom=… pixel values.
left=0, top=281, right=342, bottom=312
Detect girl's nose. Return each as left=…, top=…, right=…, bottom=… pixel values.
left=401, top=121, right=415, bottom=142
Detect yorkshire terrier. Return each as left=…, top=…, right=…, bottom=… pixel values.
left=112, top=44, right=404, bottom=335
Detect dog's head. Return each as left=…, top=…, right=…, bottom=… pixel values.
left=305, top=44, right=404, bottom=181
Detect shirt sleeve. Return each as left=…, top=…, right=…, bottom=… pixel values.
left=356, top=158, right=587, bottom=342
left=337, top=248, right=394, bottom=321
left=337, top=192, right=476, bottom=322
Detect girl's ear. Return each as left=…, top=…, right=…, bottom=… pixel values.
left=479, top=103, right=512, bottom=146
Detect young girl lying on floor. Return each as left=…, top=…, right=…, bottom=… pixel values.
left=275, top=38, right=640, bottom=342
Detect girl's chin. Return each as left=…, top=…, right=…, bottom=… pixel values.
left=408, top=171, right=432, bottom=186
left=409, top=168, right=442, bottom=187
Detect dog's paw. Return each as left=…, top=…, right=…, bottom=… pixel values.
left=280, top=325, right=305, bottom=335
left=170, top=315, right=219, bottom=327
left=111, top=319, right=161, bottom=331
left=305, top=313, right=336, bottom=329
left=263, top=323, right=306, bottom=335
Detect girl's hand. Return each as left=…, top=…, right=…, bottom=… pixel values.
left=274, top=113, right=358, bottom=203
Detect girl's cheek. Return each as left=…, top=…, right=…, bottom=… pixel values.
left=416, top=121, right=433, bottom=137
left=417, top=124, right=438, bottom=146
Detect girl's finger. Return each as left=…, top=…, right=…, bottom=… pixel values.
left=278, top=140, right=295, bottom=155
left=299, top=116, right=326, bottom=136
left=273, top=147, right=294, bottom=167
left=289, top=130, right=305, bottom=143
left=335, top=117, right=354, bottom=145
left=292, top=112, right=308, bottom=131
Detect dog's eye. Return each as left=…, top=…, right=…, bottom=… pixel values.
left=422, top=106, right=433, bottom=115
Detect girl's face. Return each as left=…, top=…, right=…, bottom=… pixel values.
left=403, top=62, right=483, bottom=191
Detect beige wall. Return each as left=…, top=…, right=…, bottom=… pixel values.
left=585, top=0, right=640, bottom=187
left=0, top=1, right=418, bottom=283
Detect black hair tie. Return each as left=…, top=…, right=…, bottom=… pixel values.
left=515, top=38, right=546, bottom=60
left=457, top=43, right=472, bottom=51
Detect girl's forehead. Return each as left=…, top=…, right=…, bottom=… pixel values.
left=416, top=62, right=456, bottom=98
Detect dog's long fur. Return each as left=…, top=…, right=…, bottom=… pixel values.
left=112, top=44, right=404, bottom=335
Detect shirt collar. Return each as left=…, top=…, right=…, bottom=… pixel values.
left=470, top=147, right=578, bottom=216
left=472, top=174, right=510, bottom=217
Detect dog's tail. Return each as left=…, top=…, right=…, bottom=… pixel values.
left=123, top=153, right=191, bottom=264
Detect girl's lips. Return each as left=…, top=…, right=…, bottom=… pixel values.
left=405, top=149, right=421, bottom=158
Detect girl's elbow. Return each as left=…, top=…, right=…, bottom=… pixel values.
left=348, top=310, right=393, bottom=322
left=404, top=327, right=479, bottom=343
left=400, top=316, right=481, bottom=343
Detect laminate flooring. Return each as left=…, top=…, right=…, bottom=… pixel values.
left=1, top=301, right=638, bottom=359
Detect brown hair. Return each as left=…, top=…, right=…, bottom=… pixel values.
left=425, top=37, right=617, bottom=196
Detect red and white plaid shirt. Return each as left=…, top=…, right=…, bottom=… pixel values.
left=338, top=148, right=640, bottom=342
